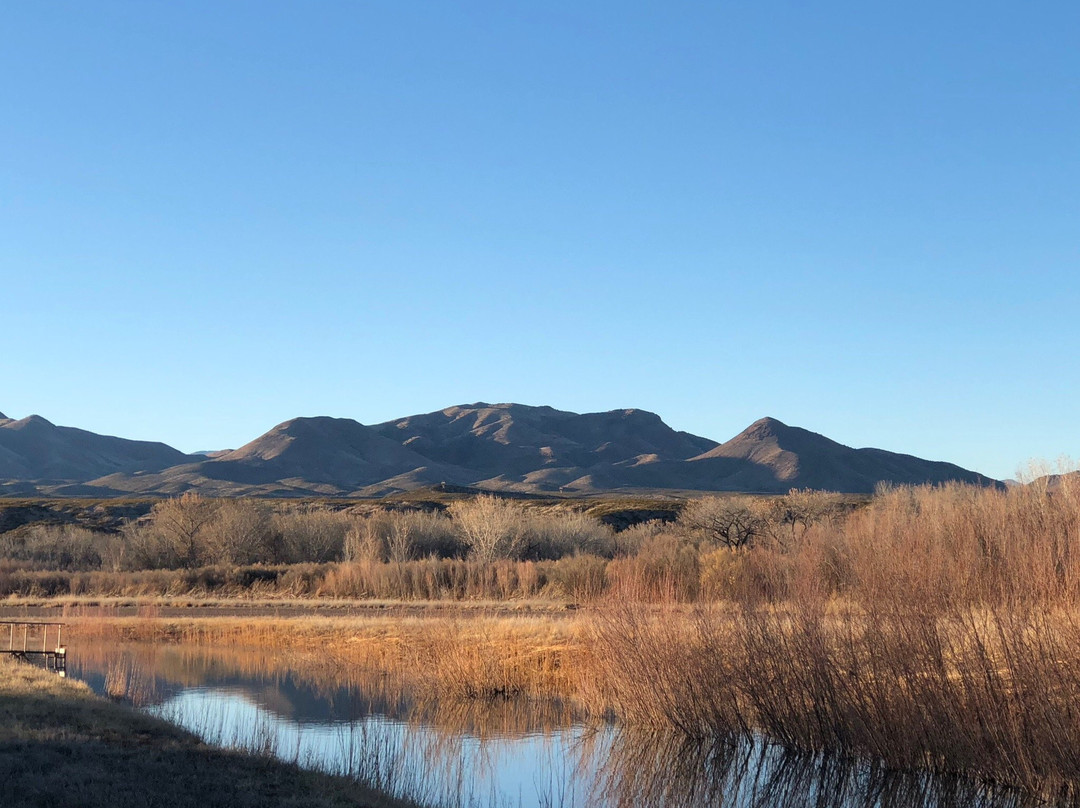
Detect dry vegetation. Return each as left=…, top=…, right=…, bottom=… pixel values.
left=69, top=609, right=586, bottom=702
left=8, top=481, right=1080, bottom=800
left=593, top=478, right=1080, bottom=803
left=0, top=491, right=841, bottom=600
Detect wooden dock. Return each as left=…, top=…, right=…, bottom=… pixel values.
left=1, top=621, right=67, bottom=674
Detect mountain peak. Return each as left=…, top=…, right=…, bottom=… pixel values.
left=276, top=415, right=366, bottom=432
left=727, top=416, right=795, bottom=444
left=0, top=411, right=8, bottom=421
left=745, top=416, right=788, bottom=433
left=0, top=413, right=191, bottom=484
left=226, top=416, right=371, bottom=459
left=211, top=414, right=449, bottom=490
left=754, top=416, right=787, bottom=427
left=618, top=408, right=661, bottom=420
left=11, top=414, right=55, bottom=429
left=689, top=415, right=996, bottom=494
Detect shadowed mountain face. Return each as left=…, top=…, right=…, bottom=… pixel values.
left=86, top=417, right=465, bottom=498
left=685, top=417, right=997, bottom=493
left=371, top=403, right=718, bottom=485
left=200, top=416, right=458, bottom=488
left=0, top=414, right=194, bottom=483
left=0, top=406, right=998, bottom=496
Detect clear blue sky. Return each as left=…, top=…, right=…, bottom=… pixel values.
left=2, top=2, right=1077, bottom=480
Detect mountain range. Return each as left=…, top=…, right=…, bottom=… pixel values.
left=0, top=403, right=998, bottom=497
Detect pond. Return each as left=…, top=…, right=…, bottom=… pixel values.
left=65, top=641, right=1041, bottom=808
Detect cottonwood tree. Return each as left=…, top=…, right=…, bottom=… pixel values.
left=201, top=499, right=274, bottom=564
left=449, top=495, right=526, bottom=562
left=344, top=510, right=463, bottom=562
left=775, top=488, right=846, bottom=542
left=145, top=492, right=221, bottom=567
left=271, top=507, right=351, bottom=563
left=385, top=516, right=413, bottom=563
left=345, top=519, right=386, bottom=562
left=679, top=496, right=769, bottom=550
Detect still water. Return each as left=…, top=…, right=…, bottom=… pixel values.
left=66, top=642, right=1041, bottom=808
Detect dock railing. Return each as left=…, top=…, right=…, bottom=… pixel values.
left=0, top=620, right=67, bottom=673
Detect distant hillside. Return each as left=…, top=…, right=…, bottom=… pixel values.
left=0, top=404, right=999, bottom=497
left=683, top=417, right=997, bottom=493
left=1029, top=471, right=1080, bottom=492
left=0, top=414, right=194, bottom=485
left=371, top=403, right=718, bottom=492
left=90, top=417, right=467, bottom=498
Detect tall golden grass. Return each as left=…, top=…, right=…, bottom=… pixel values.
left=592, top=480, right=1080, bottom=800
left=67, top=609, right=587, bottom=702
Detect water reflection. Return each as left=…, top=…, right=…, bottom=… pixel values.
left=68, top=643, right=1050, bottom=808
left=595, top=734, right=1045, bottom=808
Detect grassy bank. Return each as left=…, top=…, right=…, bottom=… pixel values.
left=0, top=655, right=416, bottom=808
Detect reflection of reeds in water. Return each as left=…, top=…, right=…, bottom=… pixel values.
left=141, top=683, right=1050, bottom=808
left=591, top=731, right=1049, bottom=808
left=104, top=652, right=159, bottom=706
left=66, top=612, right=586, bottom=708
left=408, top=693, right=581, bottom=739
left=152, top=690, right=576, bottom=808
left=74, top=638, right=587, bottom=742
left=64, top=602, right=1080, bottom=807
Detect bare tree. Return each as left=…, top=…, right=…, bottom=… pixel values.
left=202, top=499, right=273, bottom=564
left=522, top=510, right=615, bottom=559
left=344, top=518, right=386, bottom=562
left=386, top=517, right=413, bottom=563
left=272, top=507, right=351, bottom=563
left=776, top=489, right=845, bottom=542
left=679, top=496, right=768, bottom=550
left=148, top=493, right=221, bottom=567
left=449, top=495, right=526, bottom=562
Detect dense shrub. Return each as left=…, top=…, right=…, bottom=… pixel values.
left=3, top=484, right=1077, bottom=608
left=0, top=524, right=117, bottom=571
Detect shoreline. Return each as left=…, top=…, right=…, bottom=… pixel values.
left=0, top=654, right=418, bottom=808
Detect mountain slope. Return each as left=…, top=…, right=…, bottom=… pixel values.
left=0, top=406, right=999, bottom=497
left=685, top=417, right=997, bottom=493
left=0, top=414, right=194, bottom=483
left=91, top=417, right=471, bottom=497
left=203, top=416, right=459, bottom=487
left=372, top=402, right=717, bottom=489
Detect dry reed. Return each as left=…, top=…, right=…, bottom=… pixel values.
left=591, top=480, right=1080, bottom=801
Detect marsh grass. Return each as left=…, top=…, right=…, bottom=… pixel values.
left=66, top=610, right=588, bottom=703
left=591, top=480, right=1080, bottom=802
